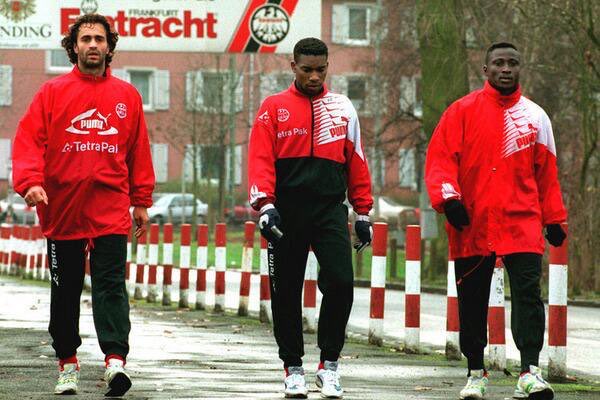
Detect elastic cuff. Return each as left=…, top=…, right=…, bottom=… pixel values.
left=356, top=215, right=370, bottom=222
left=260, top=203, right=275, bottom=213
left=467, top=354, right=485, bottom=371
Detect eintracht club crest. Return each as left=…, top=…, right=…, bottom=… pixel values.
left=0, top=0, right=36, bottom=22
left=250, top=4, right=290, bottom=46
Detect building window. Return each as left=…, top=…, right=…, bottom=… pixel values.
left=332, top=4, right=371, bottom=46
left=45, top=50, right=72, bottom=74
left=0, top=65, right=12, bottom=106
left=348, top=7, right=368, bottom=40
left=260, top=73, right=292, bottom=101
left=112, top=68, right=170, bottom=111
left=186, top=70, right=244, bottom=114
left=130, top=71, right=152, bottom=107
left=331, top=74, right=372, bottom=115
left=399, top=76, right=422, bottom=118
left=347, top=76, right=367, bottom=112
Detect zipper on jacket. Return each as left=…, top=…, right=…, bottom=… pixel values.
left=309, top=97, right=314, bottom=157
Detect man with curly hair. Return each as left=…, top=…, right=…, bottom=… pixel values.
left=12, top=13, right=155, bottom=397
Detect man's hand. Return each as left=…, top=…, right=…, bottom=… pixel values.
left=132, top=207, right=149, bottom=238
left=354, top=215, right=373, bottom=253
left=259, top=204, right=283, bottom=243
left=443, top=199, right=470, bottom=231
left=24, top=185, right=48, bottom=207
left=545, top=224, right=566, bottom=247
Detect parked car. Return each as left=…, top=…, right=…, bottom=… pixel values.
left=225, top=201, right=260, bottom=224
left=346, top=196, right=419, bottom=227
left=144, top=193, right=208, bottom=225
left=0, top=193, right=37, bottom=224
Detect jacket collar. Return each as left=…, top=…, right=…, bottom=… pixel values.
left=72, top=65, right=111, bottom=81
left=289, top=81, right=328, bottom=100
left=483, top=80, right=521, bottom=108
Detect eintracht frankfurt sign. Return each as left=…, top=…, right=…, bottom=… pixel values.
left=0, top=0, right=322, bottom=53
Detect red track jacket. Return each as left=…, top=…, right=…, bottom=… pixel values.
left=425, top=81, right=567, bottom=258
left=248, top=83, right=373, bottom=215
left=12, top=66, right=155, bottom=240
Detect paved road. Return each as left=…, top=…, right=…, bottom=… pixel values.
left=133, top=267, right=600, bottom=378
left=1, top=276, right=599, bottom=400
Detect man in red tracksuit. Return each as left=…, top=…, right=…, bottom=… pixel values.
left=248, top=38, right=373, bottom=399
left=426, top=42, right=566, bottom=400
left=12, top=14, right=154, bottom=397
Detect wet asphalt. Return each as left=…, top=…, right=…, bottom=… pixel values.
left=0, top=276, right=598, bottom=400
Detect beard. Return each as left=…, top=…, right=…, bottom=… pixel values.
left=79, top=51, right=106, bottom=68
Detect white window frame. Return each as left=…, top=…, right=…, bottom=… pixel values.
left=398, top=148, right=417, bottom=189
left=399, top=75, right=422, bottom=118
left=332, top=3, right=372, bottom=46
left=45, top=50, right=72, bottom=74
left=113, top=67, right=170, bottom=112
left=123, top=67, right=155, bottom=111
left=0, top=65, right=12, bottom=107
left=151, top=143, right=169, bottom=183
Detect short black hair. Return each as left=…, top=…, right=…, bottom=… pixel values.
left=293, top=38, right=328, bottom=62
left=485, top=42, right=518, bottom=64
left=61, top=14, right=119, bottom=67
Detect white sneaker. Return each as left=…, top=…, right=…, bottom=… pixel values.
left=104, top=358, right=132, bottom=397
left=315, top=361, right=343, bottom=399
left=513, top=365, right=554, bottom=399
left=54, top=363, right=79, bottom=395
left=459, top=369, right=488, bottom=399
left=284, top=366, right=308, bottom=398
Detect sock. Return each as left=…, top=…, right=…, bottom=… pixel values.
left=285, top=366, right=304, bottom=376
left=105, top=354, right=125, bottom=368
left=59, top=355, right=78, bottom=371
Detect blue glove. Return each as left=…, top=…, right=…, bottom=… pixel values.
left=354, top=215, right=372, bottom=253
left=259, top=204, right=283, bottom=243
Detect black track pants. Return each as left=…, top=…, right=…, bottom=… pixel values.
left=455, top=253, right=545, bottom=372
left=48, top=234, right=130, bottom=360
left=268, top=198, right=353, bottom=368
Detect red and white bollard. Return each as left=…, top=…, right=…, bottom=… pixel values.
left=125, top=229, right=133, bottom=294
left=179, top=224, right=192, bottom=308
left=548, top=223, right=568, bottom=380
left=258, top=236, right=272, bottom=323
left=238, top=222, right=256, bottom=316
left=303, top=246, right=318, bottom=333
left=9, top=225, right=18, bottom=276
left=162, top=224, right=174, bottom=306
left=195, top=224, right=209, bottom=310
left=369, top=222, right=388, bottom=346
left=34, top=226, right=45, bottom=281
left=487, top=257, right=506, bottom=370
left=404, top=225, right=421, bottom=353
left=446, top=254, right=461, bottom=360
left=84, top=253, right=92, bottom=290
left=25, top=226, right=35, bottom=279
left=0, top=225, right=9, bottom=274
left=134, top=229, right=147, bottom=300
left=17, top=226, right=25, bottom=277
left=214, top=223, right=227, bottom=313
left=147, top=224, right=159, bottom=303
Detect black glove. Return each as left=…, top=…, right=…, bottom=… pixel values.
left=545, top=224, right=566, bottom=247
left=443, top=199, right=470, bottom=231
left=259, top=204, right=283, bottom=243
left=354, top=215, right=373, bottom=253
